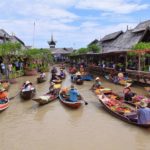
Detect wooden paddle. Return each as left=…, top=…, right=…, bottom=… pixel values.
left=9, top=91, right=20, bottom=100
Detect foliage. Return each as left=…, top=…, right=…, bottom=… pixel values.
left=23, top=48, right=52, bottom=63
left=132, top=42, right=150, bottom=50
left=87, top=44, right=100, bottom=53
left=0, top=42, right=22, bottom=56
left=77, top=48, right=88, bottom=54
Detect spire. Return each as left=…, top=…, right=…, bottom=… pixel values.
left=48, top=33, right=56, bottom=48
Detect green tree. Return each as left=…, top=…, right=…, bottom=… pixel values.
left=88, top=44, right=100, bottom=53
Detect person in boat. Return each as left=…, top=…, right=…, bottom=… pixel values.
left=75, top=72, right=82, bottom=82
left=70, top=66, right=77, bottom=74
left=51, top=67, right=57, bottom=74
left=47, top=82, right=57, bottom=96
left=136, top=101, right=150, bottom=124
left=50, top=73, right=60, bottom=82
left=91, top=77, right=102, bottom=90
left=0, top=87, right=8, bottom=104
left=123, top=83, right=135, bottom=101
left=59, top=69, right=65, bottom=78
left=22, top=81, right=34, bottom=92
left=79, top=65, right=85, bottom=75
left=68, top=85, right=79, bottom=102
left=40, top=72, right=46, bottom=78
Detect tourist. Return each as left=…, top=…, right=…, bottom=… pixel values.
left=1, top=62, right=5, bottom=75
left=69, top=85, right=79, bottom=102
left=0, top=87, right=8, bottom=104
left=123, top=83, right=135, bottom=101
left=137, top=101, right=150, bottom=124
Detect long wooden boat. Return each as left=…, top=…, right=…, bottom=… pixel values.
left=59, top=89, right=83, bottom=108
left=0, top=98, right=9, bottom=112
left=52, top=79, right=62, bottom=84
left=82, top=74, right=93, bottom=81
left=104, top=75, right=133, bottom=86
left=32, top=87, right=60, bottom=105
left=32, top=93, right=58, bottom=105
left=98, top=94, right=150, bottom=128
left=20, top=88, right=36, bottom=100
left=37, top=77, right=46, bottom=83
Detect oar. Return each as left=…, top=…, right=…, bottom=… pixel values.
left=79, top=95, right=88, bottom=105
left=9, top=91, right=20, bottom=100
left=82, top=99, right=88, bottom=105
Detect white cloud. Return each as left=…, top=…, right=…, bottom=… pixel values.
left=0, top=0, right=149, bottom=48
left=76, top=0, right=149, bottom=14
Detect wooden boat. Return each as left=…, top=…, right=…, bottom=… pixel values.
left=98, top=94, right=150, bottom=128
left=32, top=86, right=61, bottom=105
left=82, top=74, right=93, bottom=81
left=32, top=93, right=58, bottom=105
left=104, top=75, right=133, bottom=86
left=0, top=98, right=9, bottom=112
left=52, top=79, right=62, bottom=84
left=20, top=88, right=36, bottom=100
left=37, top=77, right=46, bottom=83
left=59, top=89, right=83, bottom=108
left=92, top=87, right=112, bottom=95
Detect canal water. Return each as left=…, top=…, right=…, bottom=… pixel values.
left=0, top=69, right=150, bottom=150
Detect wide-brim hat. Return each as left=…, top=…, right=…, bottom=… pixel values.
left=95, top=77, right=100, bottom=80
left=125, top=83, right=132, bottom=88
left=25, top=81, right=30, bottom=85
left=118, top=72, right=124, bottom=78
left=76, top=72, right=81, bottom=76
left=139, top=100, right=147, bottom=107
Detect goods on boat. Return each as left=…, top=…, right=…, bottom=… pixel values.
left=37, top=77, right=46, bottom=83
left=53, top=79, right=62, bottom=84
left=98, top=93, right=150, bottom=127
left=104, top=75, right=133, bottom=86
left=59, top=88, right=84, bottom=108
left=94, top=87, right=112, bottom=95
left=32, top=84, right=61, bottom=105
left=0, top=98, right=9, bottom=112
left=32, top=93, right=58, bottom=105
left=82, top=74, right=93, bottom=81
left=20, top=88, right=36, bottom=100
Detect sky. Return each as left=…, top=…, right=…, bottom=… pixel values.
left=0, top=0, right=150, bottom=49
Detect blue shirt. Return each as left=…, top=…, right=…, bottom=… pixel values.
left=137, top=107, right=150, bottom=124
left=69, top=89, right=79, bottom=102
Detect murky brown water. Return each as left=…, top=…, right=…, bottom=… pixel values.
left=0, top=69, right=150, bottom=150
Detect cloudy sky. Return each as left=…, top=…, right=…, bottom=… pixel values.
left=0, top=0, right=150, bottom=48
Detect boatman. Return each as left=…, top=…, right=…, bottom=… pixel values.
left=137, top=101, right=150, bottom=124
left=69, top=85, right=79, bottom=102
left=0, top=86, right=8, bottom=104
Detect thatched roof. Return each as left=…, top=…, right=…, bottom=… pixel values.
left=50, top=48, right=73, bottom=54
left=88, top=39, right=99, bottom=46
left=11, top=36, right=25, bottom=45
left=101, top=30, right=145, bottom=53
left=101, top=31, right=123, bottom=42
left=0, top=29, right=11, bottom=39
left=132, top=20, right=150, bottom=33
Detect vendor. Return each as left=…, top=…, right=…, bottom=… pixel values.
left=123, top=83, right=135, bottom=101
